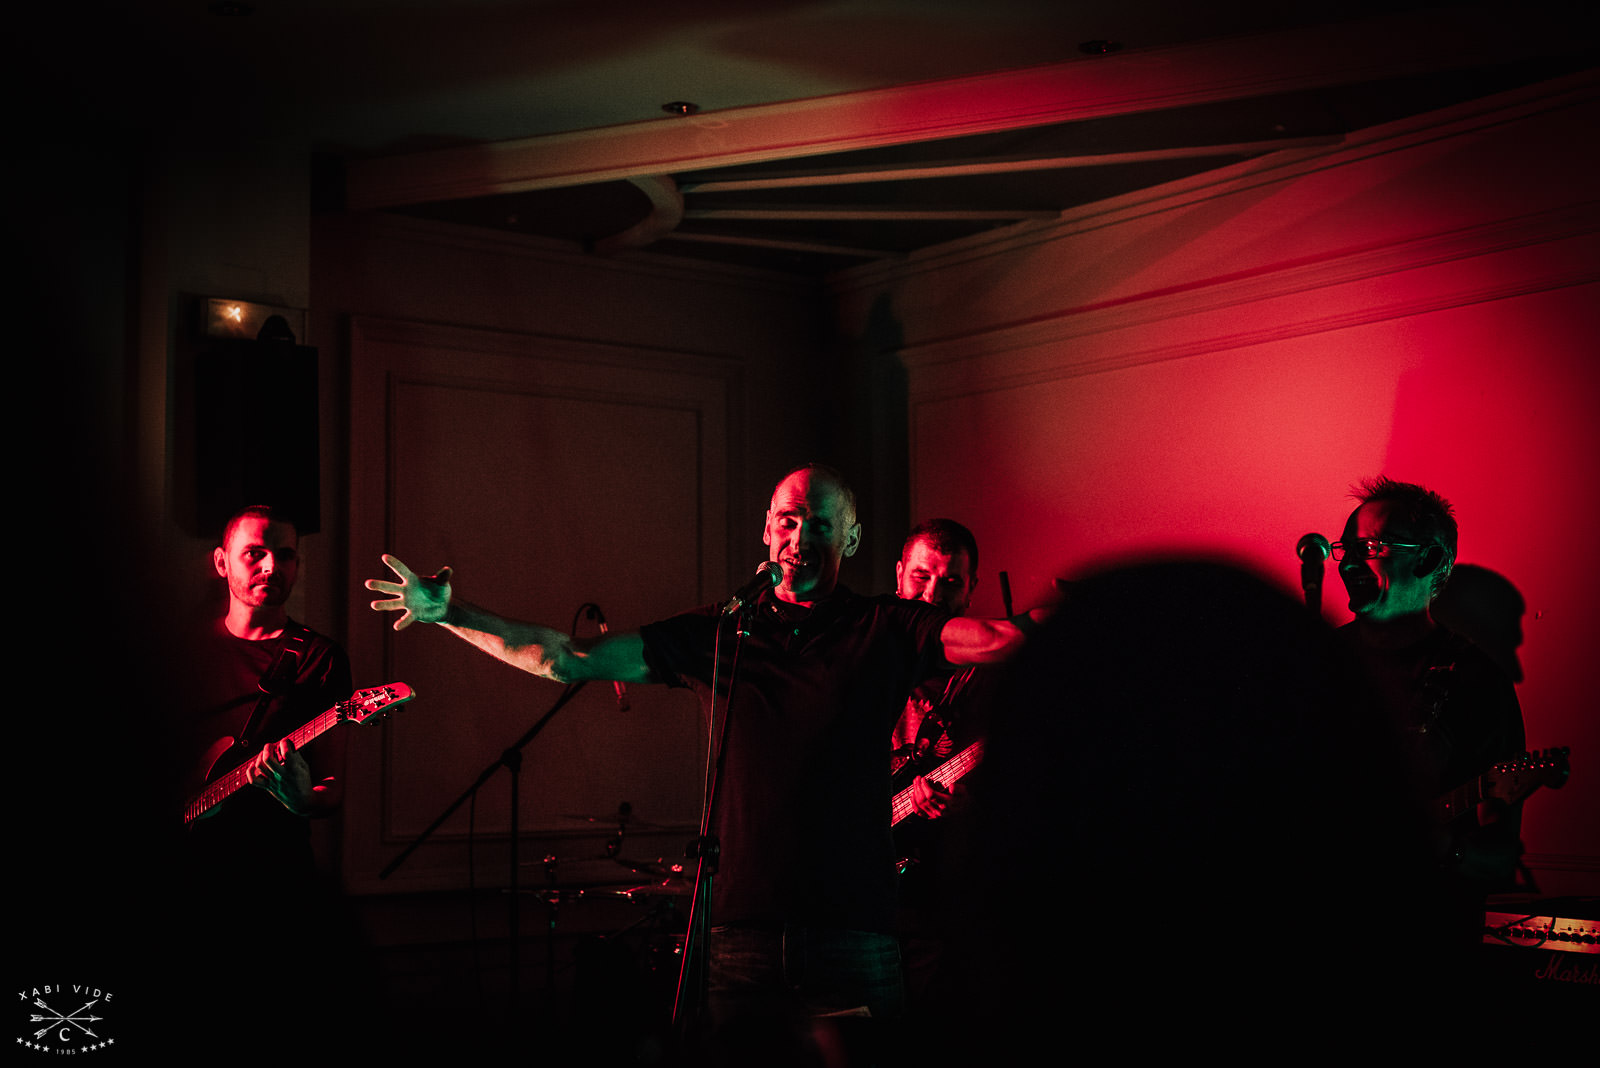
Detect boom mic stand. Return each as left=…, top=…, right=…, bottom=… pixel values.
left=379, top=681, right=586, bottom=1011
left=378, top=603, right=610, bottom=1016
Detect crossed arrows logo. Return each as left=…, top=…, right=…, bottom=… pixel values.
left=28, top=996, right=104, bottom=1042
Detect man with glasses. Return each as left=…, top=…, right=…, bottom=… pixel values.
left=1334, top=477, right=1525, bottom=941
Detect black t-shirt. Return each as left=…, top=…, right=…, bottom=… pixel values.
left=178, top=618, right=353, bottom=874
left=1339, top=623, right=1524, bottom=795
left=1340, top=622, right=1525, bottom=889
left=640, top=586, right=950, bottom=931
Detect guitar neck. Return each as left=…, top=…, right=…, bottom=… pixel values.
left=1434, top=777, right=1482, bottom=824
left=1432, top=747, right=1570, bottom=824
left=891, top=740, right=985, bottom=826
left=182, top=707, right=341, bottom=825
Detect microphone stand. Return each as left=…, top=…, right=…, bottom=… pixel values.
left=670, top=599, right=752, bottom=1048
left=379, top=603, right=610, bottom=1016
left=379, top=681, right=588, bottom=1011
left=1302, top=566, right=1323, bottom=613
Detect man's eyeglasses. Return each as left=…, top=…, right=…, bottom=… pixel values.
left=1330, top=539, right=1425, bottom=561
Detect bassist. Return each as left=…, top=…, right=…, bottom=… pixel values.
left=887, top=520, right=992, bottom=1011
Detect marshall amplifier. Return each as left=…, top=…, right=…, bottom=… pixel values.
left=1478, top=899, right=1598, bottom=1001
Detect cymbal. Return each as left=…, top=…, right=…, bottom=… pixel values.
left=554, top=812, right=673, bottom=830
left=517, top=854, right=688, bottom=883
left=611, top=879, right=692, bottom=900
left=611, top=857, right=688, bottom=880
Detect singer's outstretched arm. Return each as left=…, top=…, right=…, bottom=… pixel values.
left=938, top=609, right=1046, bottom=666
left=366, top=554, right=655, bottom=684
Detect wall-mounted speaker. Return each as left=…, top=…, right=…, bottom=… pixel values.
left=193, top=335, right=320, bottom=539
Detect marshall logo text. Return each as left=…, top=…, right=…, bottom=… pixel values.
left=1532, top=955, right=1599, bottom=985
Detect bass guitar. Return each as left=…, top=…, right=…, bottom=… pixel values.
left=184, top=682, right=415, bottom=825
left=891, top=739, right=984, bottom=826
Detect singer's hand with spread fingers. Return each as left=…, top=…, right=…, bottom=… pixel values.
left=366, top=554, right=453, bottom=630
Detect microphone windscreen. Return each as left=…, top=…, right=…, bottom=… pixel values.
left=1297, top=533, right=1331, bottom=562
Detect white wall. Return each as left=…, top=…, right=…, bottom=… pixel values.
left=830, top=73, right=1600, bottom=893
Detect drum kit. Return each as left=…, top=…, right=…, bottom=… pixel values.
left=531, top=802, right=694, bottom=905
left=518, top=803, right=694, bottom=1025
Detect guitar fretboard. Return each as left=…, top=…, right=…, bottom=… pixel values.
left=182, top=706, right=345, bottom=825
left=1434, top=778, right=1482, bottom=823
left=891, top=740, right=985, bottom=826
left=181, top=683, right=414, bottom=826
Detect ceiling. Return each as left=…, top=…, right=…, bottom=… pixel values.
left=63, top=2, right=1599, bottom=278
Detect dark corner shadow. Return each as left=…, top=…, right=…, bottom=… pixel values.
left=1432, top=562, right=1526, bottom=683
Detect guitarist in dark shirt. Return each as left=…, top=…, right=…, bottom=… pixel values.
left=180, top=505, right=353, bottom=894
left=1333, top=478, right=1526, bottom=936
left=174, top=505, right=364, bottom=1042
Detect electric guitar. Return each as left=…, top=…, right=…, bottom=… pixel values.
left=891, top=739, right=985, bottom=826
left=1434, top=746, right=1569, bottom=823
left=184, top=683, right=415, bottom=825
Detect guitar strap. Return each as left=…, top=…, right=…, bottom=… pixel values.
left=236, top=623, right=310, bottom=753
left=1415, top=629, right=1468, bottom=739
left=919, top=666, right=976, bottom=748
left=892, top=666, right=977, bottom=776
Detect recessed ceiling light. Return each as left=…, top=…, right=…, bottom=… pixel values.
left=661, top=101, right=700, bottom=116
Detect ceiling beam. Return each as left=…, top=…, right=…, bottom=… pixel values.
left=683, top=206, right=1059, bottom=222
left=681, top=136, right=1344, bottom=192
left=657, top=232, right=896, bottom=260
left=345, top=8, right=1579, bottom=210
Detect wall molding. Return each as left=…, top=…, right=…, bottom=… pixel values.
left=897, top=217, right=1598, bottom=402
left=349, top=211, right=821, bottom=297
left=862, top=72, right=1599, bottom=402
left=350, top=313, right=746, bottom=383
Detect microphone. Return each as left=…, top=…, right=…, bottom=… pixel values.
left=587, top=604, right=631, bottom=712
left=1296, top=533, right=1330, bottom=612
left=1296, top=533, right=1331, bottom=562
left=722, top=561, right=782, bottom=616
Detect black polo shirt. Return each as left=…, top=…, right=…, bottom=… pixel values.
left=640, top=585, right=951, bottom=931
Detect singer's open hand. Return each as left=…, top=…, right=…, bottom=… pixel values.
left=366, top=554, right=452, bottom=630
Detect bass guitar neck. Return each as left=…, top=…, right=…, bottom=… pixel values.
left=891, top=740, right=985, bottom=826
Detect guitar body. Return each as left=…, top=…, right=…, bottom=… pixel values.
left=182, top=683, right=415, bottom=825
left=186, top=736, right=249, bottom=822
